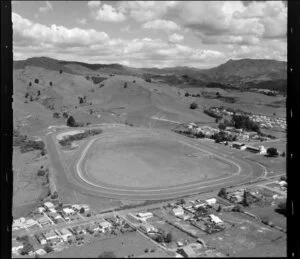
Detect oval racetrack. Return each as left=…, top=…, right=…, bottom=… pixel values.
left=46, top=124, right=265, bottom=200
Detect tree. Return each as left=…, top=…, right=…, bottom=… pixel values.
left=217, top=205, right=222, bottom=212
left=25, top=92, right=29, bottom=98
left=34, top=78, right=39, bottom=84
left=59, top=69, right=63, bottom=74
left=216, top=92, right=220, bottom=97
left=53, top=112, right=60, bottom=118
left=165, top=232, right=173, bottom=243
left=155, top=234, right=164, bottom=243
left=267, top=147, right=279, bottom=157
left=242, top=190, right=250, bottom=206
left=79, top=97, right=84, bottom=104
left=44, top=244, right=53, bottom=253
left=98, top=251, right=117, bottom=258
left=29, top=82, right=32, bottom=86
left=218, top=187, right=227, bottom=198
left=190, top=102, right=198, bottom=109
left=185, top=92, right=190, bottom=97
left=49, top=81, right=52, bottom=86
left=51, top=191, right=58, bottom=199
left=145, top=248, right=149, bottom=253
left=29, top=96, right=33, bottom=102
left=37, top=90, right=41, bottom=96
left=232, top=204, right=243, bottom=212
left=67, top=116, right=76, bottom=127
left=276, top=200, right=287, bottom=216
left=281, top=152, right=286, bottom=157
left=280, top=175, right=287, bottom=181
left=62, top=112, right=68, bottom=119
left=79, top=207, right=85, bottom=214
left=20, top=243, right=34, bottom=255
left=133, top=80, right=136, bottom=83
left=124, top=82, right=128, bottom=88
left=218, top=123, right=226, bottom=131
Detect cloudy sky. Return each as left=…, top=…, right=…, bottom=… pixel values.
left=12, top=1, right=287, bottom=68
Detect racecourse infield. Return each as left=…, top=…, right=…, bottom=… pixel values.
left=46, top=124, right=265, bottom=200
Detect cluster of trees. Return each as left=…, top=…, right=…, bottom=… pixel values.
left=85, top=75, right=107, bottom=84
left=231, top=114, right=260, bottom=132
left=266, top=147, right=279, bottom=157
left=218, top=188, right=227, bottom=199
left=13, top=130, right=46, bottom=155
left=17, top=235, right=34, bottom=255
left=34, top=78, right=39, bottom=84
left=145, top=78, right=151, bottom=83
left=276, top=200, right=287, bottom=216
left=59, top=128, right=103, bottom=146
left=211, top=131, right=237, bottom=143
left=154, top=230, right=173, bottom=243
left=185, top=92, right=201, bottom=97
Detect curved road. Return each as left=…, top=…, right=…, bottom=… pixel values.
left=45, top=124, right=265, bottom=200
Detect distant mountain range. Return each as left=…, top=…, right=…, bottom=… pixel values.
left=14, top=57, right=287, bottom=92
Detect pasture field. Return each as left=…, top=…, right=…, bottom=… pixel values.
left=84, top=133, right=235, bottom=188
left=44, top=231, right=169, bottom=258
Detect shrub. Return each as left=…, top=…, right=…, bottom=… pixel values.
left=232, top=204, right=243, bottom=212
left=49, top=81, right=52, bottom=86
left=53, top=112, right=60, bottom=118
left=25, top=92, right=29, bottom=98
left=276, top=200, right=287, bottom=216
left=34, top=78, right=39, bottom=84
left=190, top=102, right=198, bottom=109
left=145, top=248, right=149, bottom=253
left=281, top=152, right=286, bottom=157
left=218, top=123, right=226, bottom=130
left=28, top=82, right=32, bottom=86
left=37, top=169, right=46, bottom=176
left=124, top=82, right=128, bottom=88
left=218, top=187, right=227, bottom=198
left=165, top=232, right=173, bottom=243
left=185, top=92, right=190, bottom=97
left=51, top=191, right=58, bottom=199
left=133, top=80, right=136, bottom=83
left=30, top=96, right=33, bottom=102
left=79, top=207, right=85, bottom=214
left=59, top=69, right=63, bottom=74
left=44, top=244, right=53, bottom=253
left=37, top=90, right=41, bottom=96
left=145, top=78, right=151, bottom=83
left=280, top=175, right=287, bottom=181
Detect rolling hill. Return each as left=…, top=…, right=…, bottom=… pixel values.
left=14, top=57, right=287, bottom=92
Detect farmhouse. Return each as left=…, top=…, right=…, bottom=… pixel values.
left=173, top=207, right=184, bottom=217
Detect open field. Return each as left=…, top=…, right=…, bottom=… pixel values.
left=12, top=149, right=50, bottom=219
left=43, top=231, right=169, bottom=258
left=85, top=133, right=234, bottom=188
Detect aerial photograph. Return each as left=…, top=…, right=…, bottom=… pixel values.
left=11, top=1, right=287, bottom=258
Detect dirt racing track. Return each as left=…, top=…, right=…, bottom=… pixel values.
left=46, top=124, right=265, bottom=200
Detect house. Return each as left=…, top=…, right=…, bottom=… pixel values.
left=232, top=142, right=246, bottom=149
left=137, top=212, right=153, bottom=221
left=49, top=207, right=57, bottom=213
left=279, top=181, right=287, bottom=187
left=89, top=222, right=100, bottom=232
left=35, top=249, right=47, bottom=256
left=12, top=239, right=24, bottom=254
left=44, top=202, right=55, bottom=210
left=48, top=212, right=62, bottom=220
left=35, top=233, right=47, bottom=245
left=63, top=208, right=76, bottom=216
left=178, top=214, right=191, bottom=221
left=99, top=220, right=112, bottom=232
left=177, top=245, right=197, bottom=258
left=193, top=203, right=206, bottom=209
left=209, top=214, right=223, bottom=225
left=59, top=228, right=73, bottom=242
left=37, top=215, right=52, bottom=227
left=140, top=223, right=158, bottom=233
left=205, top=198, right=217, bottom=206
left=44, top=230, right=59, bottom=241
left=37, top=207, right=46, bottom=213
left=72, top=204, right=81, bottom=211
left=24, top=219, right=37, bottom=228
left=173, top=207, right=184, bottom=217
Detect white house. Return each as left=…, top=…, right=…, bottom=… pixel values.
left=137, top=212, right=153, bottom=219
left=173, top=207, right=184, bottom=217
left=63, top=208, right=76, bottom=216
left=44, top=230, right=59, bottom=241
left=205, top=198, right=217, bottom=205
left=24, top=219, right=37, bottom=228
left=44, top=202, right=55, bottom=210
left=140, top=223, right=158, bottom=233
left=209, top=214, right=223, bottom=225
left=37, top=207, right=46, bottom=213
left=35, top=249, right=47, bottom=256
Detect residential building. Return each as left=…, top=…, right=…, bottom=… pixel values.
left=44, top=230, right=59, bottom=241
left=37, top=207, right=46, bottom=213
left=99, top=220, right=112, bottom=232
left=35, top=233, right=47, bottom=245
left=24, top=219, right=37, bottom=228
left=44, top=202, right=55, bottom=210
left=137, top=212, right=153, bottom=221
left=177, top=245, right=197, bottom=258
left=205, top=198, right=217, bottom=205
left=232, top=142, right=246, bottom=149
left=209, top=214, right=223, bottom=225
left=37, top=215, right=52, bottom=227
left=35, top=249, right=47, bottom=256
left=63, top=208, right=76, bottom=216
left=72, top=204, right=81, bottom=211
left=140, top=223, right=158, bottom=233
left=59, top=228, right=73, bottom=242
left=173, top=207, right=184, bottom=217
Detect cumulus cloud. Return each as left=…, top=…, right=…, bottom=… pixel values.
left=176, top=1, right=287, bottom=45
left=88, top=2, right=126, bottom=22
left=12, top=12, right=109, bottom=47
left=87, top=1, right=101, bottom=8
left=118, top=1, right=179, bottom=22
left=168, top=33, right=184, bottom=43
left=39, top=1, right=53, bottom=13
left=142, top=19, right=180, bottom=32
